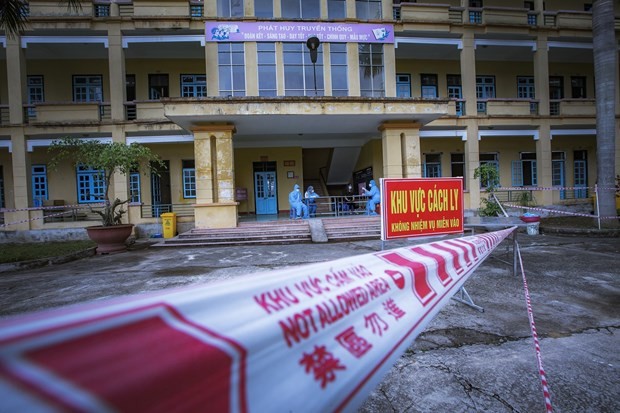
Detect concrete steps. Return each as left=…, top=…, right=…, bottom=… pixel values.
left=157, top=220, right=312, bottom=247
left=153, top=215, right=383, bottom=247
left=322, top=216, right=381, bottom=241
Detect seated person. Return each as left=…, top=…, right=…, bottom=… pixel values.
left=289, top=184, right=309, bottom=219
left=304, top=186, right=320, bottom=217
left=344, top=183, right=355, bottom=213
left=361, top=179, right=381, bottom=215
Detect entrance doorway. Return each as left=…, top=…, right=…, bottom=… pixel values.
left=573, top=150, right=588, bottom=198
left=151, top=160, right=171, bottom=216
left=253, top=162, right=277, bottom=215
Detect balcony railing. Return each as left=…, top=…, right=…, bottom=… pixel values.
left=0, top=106, right=9, bottom=125
left=549, top=99, right=596, bottom=117
left=118, top=2, right=134, bottom=16
left=543, top=10, right=592, bottom=29
left=25, top=102, right=112, bottom=123
left=477, top=99, right=538, bottom=116
left=399, top=3, right=450, bottom=23
left=140, top=203, right=195, bottom=219
left=26, top=0, right=200, bottom=18
left=125, top=103, right=137, bottom=120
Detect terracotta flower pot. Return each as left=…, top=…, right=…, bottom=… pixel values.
left=86, top=224, right=134, bottom=255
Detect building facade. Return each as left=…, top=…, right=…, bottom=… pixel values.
left=0, top=0, right=619, bottom=231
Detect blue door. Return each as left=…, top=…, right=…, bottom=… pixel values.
left=552, top=160, right=566, bottom=200
left=574, top=159, right=587, bottom=199
left=254, top=171, right=277, bottom=214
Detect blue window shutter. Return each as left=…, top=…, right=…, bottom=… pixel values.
left=532, top=160, right=537, bottom=186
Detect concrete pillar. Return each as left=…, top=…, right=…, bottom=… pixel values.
left=245, top=0, right=254, bottom=16
left=206, top=43, right=219, bottom=97
left=108, top=24, right=127, bottom=121
left=6, top=36, right=26, bottom=125
left=347, top=43, right=360, bottom=96
left=346, top=0, right=355, bottom=19
left=460, top=32, right=477, bottom=117
left=382, top=0, right=392, bottom=21
left=111, top=127, right=129, bottom=222
left=7, top=129, right=30, bottom=229
left=276, top=42, right=285, bottom=95
left=320, top=0, right=328, bottom=19
left=464, top=120, right=480, bottom=209
left=384, top=44, right=396, bottom=98
left=460, top=32, right=481, bottom=209
left=379, top=122, right=421, bottom=178
left=245, top=42, right=258, bottom=96
left=273, top=0, right=281, bottom=18
left=193, top=125, right=238, bottom=228
left=534, top=34, right=550, bottom=116
left=323, top=44, right=333, bottom=95
left=205, top=0, right=216, bottom=17
left=536, top=122, right=553, bottom=205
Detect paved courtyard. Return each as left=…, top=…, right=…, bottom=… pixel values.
left=0, top=230, right=618, bottom=412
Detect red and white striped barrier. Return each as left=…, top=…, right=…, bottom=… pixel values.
left=497, top=186, right=593, bottom=191
left=504, top=203, right=619, bottom=221
left=0, top=204, right=104, bottom=228
left=0, top=203, right=104, bottom=213
left=516, top=245, right=553, bottom=413
left=0, top=228, right=515, bottom=412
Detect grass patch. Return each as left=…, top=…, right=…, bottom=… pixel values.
left=0, top=241, right=96, bottom=264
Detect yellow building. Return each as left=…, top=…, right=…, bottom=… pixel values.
left=0, top=0, right=618, bottom=233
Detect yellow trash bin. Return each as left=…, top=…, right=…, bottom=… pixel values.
left=161, top=212, right=177, bottom=238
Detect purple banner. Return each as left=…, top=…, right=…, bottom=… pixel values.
left=206, top=21, right=394, bottom=44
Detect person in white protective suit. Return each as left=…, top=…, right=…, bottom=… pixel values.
left=361, top=179, right=381, bottom=215
left=304, top=186, right=320, bottom=217
left=289, top=184, right=309, bottom=219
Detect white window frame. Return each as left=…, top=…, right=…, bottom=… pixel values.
left=359, top=43, right=385, bottom=97
left=258, top=42, right=277, bottom=97
left=217, top=0, right=243, bottom=17
left=129, top=172, right=141, bottom=203
left=218, top=43, right=246, bottom=97
left=330, top=43, right=348, bottom=96
left=283, top=43, right=324, bottom=96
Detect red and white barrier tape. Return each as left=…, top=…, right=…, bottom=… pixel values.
left=516, top=243, right=553, bottom=413
left=503, top=203, right=619, bottom=220
left=0, top=228, right=515, bottom=412
left=0, top=203, right=104, bottom=213
left=0, top=205, right=101, bottom=228
left=498, top=186, right=617, bottom=192
left=0, top=210, right=84, bottom=228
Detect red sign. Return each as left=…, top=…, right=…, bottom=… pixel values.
left=381, top=178, right=464, bottom=240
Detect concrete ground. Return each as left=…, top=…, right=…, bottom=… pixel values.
left=0, top=230, right=618, bottom=412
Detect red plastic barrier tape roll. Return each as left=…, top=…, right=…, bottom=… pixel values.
left=0, top=228, right=515, bottom=412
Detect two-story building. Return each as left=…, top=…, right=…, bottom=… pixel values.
left=0, top=0, right=618, bottom=232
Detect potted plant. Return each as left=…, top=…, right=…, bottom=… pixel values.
left=49, top=137, right=164, bottom=254
left=473, top=163, right=503, bottom=217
